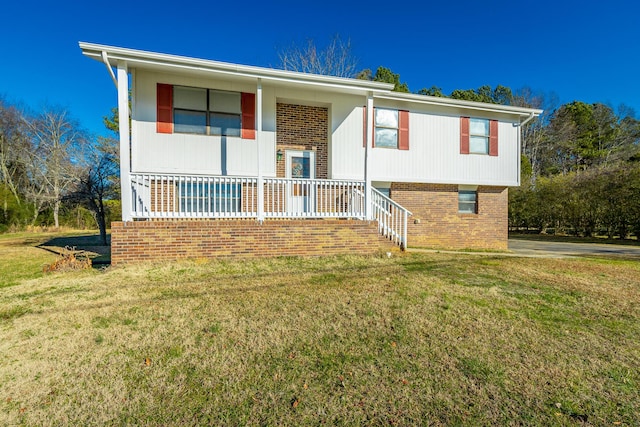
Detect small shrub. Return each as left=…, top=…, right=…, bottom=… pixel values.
left=43, top=248, right=92, bottom=273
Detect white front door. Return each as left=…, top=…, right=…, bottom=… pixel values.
left=286, top=150, right=316, bottom=214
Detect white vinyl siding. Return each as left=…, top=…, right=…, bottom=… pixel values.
left=355, top=113, right=519, bottom=186
left=132, top=70, right=521, bottom=186
left=132, top=70, right=275, bottom=176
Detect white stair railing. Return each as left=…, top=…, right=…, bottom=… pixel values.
left=371, top=188, right=412, bottom=249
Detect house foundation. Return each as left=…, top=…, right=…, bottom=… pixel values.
left=110, top=219, right=397, bottom=265
left=391, top=183, right=508, bottom=250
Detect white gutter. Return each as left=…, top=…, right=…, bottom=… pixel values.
left=516, top=112, right=536, bottom=127
left=375, top=93, right=542, bottom=118
left=101, top=51, right=118, bottom=89
left=80, top=42, right=394, bottom=94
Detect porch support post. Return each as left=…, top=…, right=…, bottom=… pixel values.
left=256, top=78, right=264, bottom=222
left=117, top=61, right=132, bottom=221
left=364, top=92, right=374, bottom=220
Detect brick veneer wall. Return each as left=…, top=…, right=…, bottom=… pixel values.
left=111, top=219, right=395, bottom=265
left=391, top=183, right=508, bottom=250
left=276, top=103, right=328, bottom=178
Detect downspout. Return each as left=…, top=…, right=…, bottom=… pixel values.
left=101, top=51, right=118, bottom=89
left=514, top=113, right=535, bottom=187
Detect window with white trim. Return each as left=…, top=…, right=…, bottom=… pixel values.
left=173, top=86, right=241, bottom=136
left=458, top=188, right=478, bottom=214
left=375, top=108, right=399, bottom=148
left=469, top=118, right=490, bottom=154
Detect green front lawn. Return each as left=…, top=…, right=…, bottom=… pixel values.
left=1, top=233, right=638, bottom=425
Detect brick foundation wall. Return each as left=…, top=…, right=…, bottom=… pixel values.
left=391, top=183, right=508, bottom=250
left=276, top=103, right=328, bottom=178
left=111, top=219, right=395, bottom=265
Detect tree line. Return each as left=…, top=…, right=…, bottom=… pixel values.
left=510, top=100, right=640, bottom=238
left=0, top=98, right=118, bottom=244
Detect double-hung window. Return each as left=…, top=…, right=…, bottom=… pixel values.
left=173, top=86, right=241, bottom=136
left=469, top=118, right=490, bottom=154
left=363, top=107, right=409, bottom=150
left=460, top=117, right=498, bottom=156
left=174, top=87, right=207, bottom=134
left=374, top=108, right=399, bottom=148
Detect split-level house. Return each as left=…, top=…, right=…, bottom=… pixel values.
left=80, top=42, right=541, bottom=264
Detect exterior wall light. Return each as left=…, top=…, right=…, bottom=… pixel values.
left=277, top=149, right=283, bottom=161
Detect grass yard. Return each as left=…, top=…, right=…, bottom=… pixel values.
left=1, top=233, right=639, bottom=425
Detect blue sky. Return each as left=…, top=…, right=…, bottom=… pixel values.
left=1, top=0, right=638, bottom=136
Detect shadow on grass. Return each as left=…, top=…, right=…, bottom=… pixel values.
left=40, top=233, right=111, bottom=266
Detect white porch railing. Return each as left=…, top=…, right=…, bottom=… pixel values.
left=371, top=188, right=412, bottom=249
left=130, top=174, right=258, bottom=218
left=129, top=174, right=365, bottom=219
left=129, top=173, right=410, bottom=248
left=263, top=178, right=365, bottom=219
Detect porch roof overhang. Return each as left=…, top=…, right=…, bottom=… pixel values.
left=79, top=42, right=395, bottom=96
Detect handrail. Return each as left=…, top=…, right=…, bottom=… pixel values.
left=371, top=188, right=412, bottom=249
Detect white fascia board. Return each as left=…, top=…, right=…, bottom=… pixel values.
left=375, top=92, right=543, bottom=118
left=374, top=176, right=519, bottom=187
left=79, top=42, right=394, bottom=94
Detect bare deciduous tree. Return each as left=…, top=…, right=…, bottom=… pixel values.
left=512, top=88, right=558, bottom=182
left=66, top=138, right=117, bottom=245
left=24, top=108, right=86, bottom=227
left=278, top=34, right=359, bottom=78
left=0, top=99, right=30, bottom=206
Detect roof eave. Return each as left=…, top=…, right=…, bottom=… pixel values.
left=375, top=92, right=543, bottom=117
left=79, top=42, right=394, bottom=94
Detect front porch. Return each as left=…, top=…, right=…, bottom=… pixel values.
left=127, top=173, right=411, bottom=250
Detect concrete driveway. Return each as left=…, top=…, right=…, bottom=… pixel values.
left=509, top=238, right=640, bottom=259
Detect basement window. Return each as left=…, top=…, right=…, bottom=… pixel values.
left=458, top=187, right=478, bottom=214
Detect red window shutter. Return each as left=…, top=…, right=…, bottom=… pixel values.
left=489, top=119, right=499, bottom=156
left=362, top=106, right=376, bottom=147
left=241, top=92, right=256, bottom=139
left=156, top=83, right=173, bottom=134
left=398, top=110, right=409, bottom=150
left=460, top=116, right=470, bottom=154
